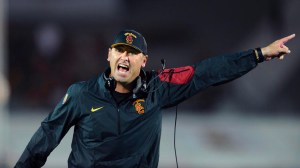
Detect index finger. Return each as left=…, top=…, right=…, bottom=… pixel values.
left=279, top=34, right=295, bottom=48
left=280, top=34, right=296, bottom=44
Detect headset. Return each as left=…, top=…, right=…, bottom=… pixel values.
left=103, top=68, right=148, bottom=98
left=103, top=59, right=166, bottom=98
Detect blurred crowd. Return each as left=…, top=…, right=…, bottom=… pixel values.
left=9, top=23, right=108, bottom=109
left=8, top=21, right=228, bottom=111
left=7, top=0, right=300, bottom=114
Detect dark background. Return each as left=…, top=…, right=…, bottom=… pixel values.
left=8, top=0, right=300, bottom=114
left=4, top=0, right=300, bottom=167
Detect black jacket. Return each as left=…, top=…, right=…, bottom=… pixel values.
left=15, top=50, right=258, bottom=168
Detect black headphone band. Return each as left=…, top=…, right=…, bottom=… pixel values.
left=103, top=68, right=112, bottom=81
left=103, top=68, right=116, bottom=91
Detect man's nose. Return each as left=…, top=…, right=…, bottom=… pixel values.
left=120, top=51, right=129, bottom=60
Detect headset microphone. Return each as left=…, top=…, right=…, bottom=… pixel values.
left=161, top=59, right=166, bottom=70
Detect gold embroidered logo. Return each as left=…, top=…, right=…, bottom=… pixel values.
left=124, top=32, right=137, bottom=44
left=133, top=99, right=145, bottom=114
left=91, top=106, right=104, bottom=112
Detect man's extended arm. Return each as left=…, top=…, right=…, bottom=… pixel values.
left=156, top=34, right=295, bottom=108
left=15, top=84, right=81, bottom=168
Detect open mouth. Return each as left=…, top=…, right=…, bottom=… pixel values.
left=117, top=64, right=129, bottom=73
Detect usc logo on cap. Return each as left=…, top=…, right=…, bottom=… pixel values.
left=124, top=32, right=137, bottom=44
left=133, top=99, right=145, bottom=114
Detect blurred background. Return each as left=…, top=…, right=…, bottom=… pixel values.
left=1, top=0, right=300, bottom=167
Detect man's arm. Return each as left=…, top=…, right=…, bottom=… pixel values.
left=14, top=84, right=82, bottom=168
left=156, top=34, right=296, bottom=108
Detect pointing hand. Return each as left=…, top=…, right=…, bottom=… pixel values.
left=261, top=34, right=296, bottom=61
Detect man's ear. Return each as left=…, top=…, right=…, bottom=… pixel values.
left=107, top=48, right=112, bottom=61
left=142, top=55, right=148, bottom=67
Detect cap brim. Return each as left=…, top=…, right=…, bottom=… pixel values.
left=111, top=43, right=144, bottom=54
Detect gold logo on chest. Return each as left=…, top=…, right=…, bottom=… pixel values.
left=132, top=99, right=145, bottom=115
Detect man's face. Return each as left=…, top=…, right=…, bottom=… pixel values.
left=107, top=45, right=148, bottom=85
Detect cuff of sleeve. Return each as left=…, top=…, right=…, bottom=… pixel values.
left=254, top=48, right=265, bottom=63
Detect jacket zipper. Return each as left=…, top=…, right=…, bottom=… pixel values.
left=111, top=93, right=133, bottom=136
left=117, top=108, right=121, bottom=135
left=110, top=92, right=121, bottom=135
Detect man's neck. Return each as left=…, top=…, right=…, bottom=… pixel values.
left=115, top=82, right=132, bottom=93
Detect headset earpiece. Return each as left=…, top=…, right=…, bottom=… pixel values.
left=105, top=77, right=116, bottom=91
left=133, top=76, right=142, bottom=95
left=104, top=68, right=116, bottom=91
left=139, top=69, right=148, bottom=92
left=132, top=69, right=148, bottom=98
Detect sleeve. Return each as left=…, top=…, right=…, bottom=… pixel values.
left=157, top=49, right=258, bottom=107
left=14, top=83, right=82, bottom=168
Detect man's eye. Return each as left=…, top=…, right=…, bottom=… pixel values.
left=129, top=50, right=139, bottom=55
left=115, top=48, right=122, bottom=52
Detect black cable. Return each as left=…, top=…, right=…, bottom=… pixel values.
left=147, top=59, right=166, bottom=86
left=174, top=105, right=179, bottom=168
left=148, top=68, right=174, bottom=93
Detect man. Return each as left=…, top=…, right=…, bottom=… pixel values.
left=15, top=29, right=295, bottom=168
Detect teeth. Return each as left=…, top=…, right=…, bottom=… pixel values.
left=118, top=64, right=129, bottom=68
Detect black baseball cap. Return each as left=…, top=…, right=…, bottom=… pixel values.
left=111, top=29, right=148, bottom=55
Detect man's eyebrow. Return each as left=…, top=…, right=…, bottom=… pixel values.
left=114, top=45, right=141, bottom=54
left=124, top=46, right=140, bottom=53
left=128, top=48, right=140, bottom=53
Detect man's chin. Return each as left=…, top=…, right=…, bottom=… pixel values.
left=114, top=73, right=136, bottom=85
left=115, top=77, right=130, bottom=84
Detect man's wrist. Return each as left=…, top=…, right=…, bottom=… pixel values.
left=254, top=48, right=265, bottom=63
